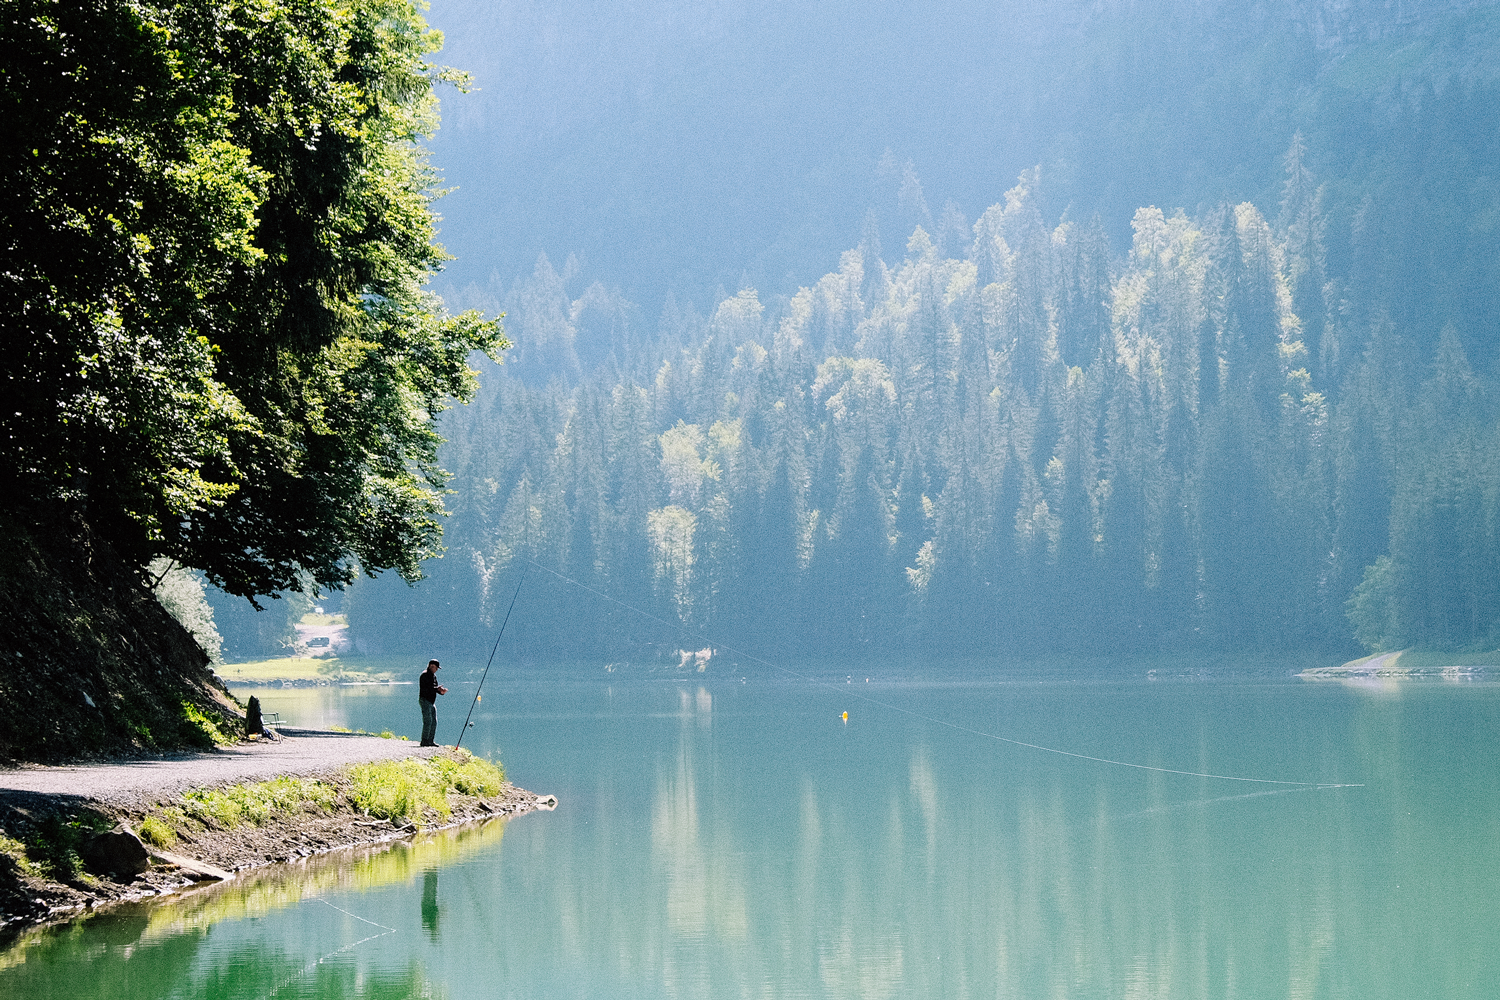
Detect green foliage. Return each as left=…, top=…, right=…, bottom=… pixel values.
left=1347, top=556, right=1402, bottom=653
left=6, top=811, right=114, bottom=881
left=151, top=559, right=224, bottom=663
left=0, top=833, right=45, bottom=879
left=347, top=750, right=503, bottom=823
left=137, top=815, right=177, bottom=849
left=181, top=777, right=336, bottom=828
left=1, top=0, right=506, bottom=605
left=179, top=701, right=235, bottom=748
left=348, top=758, right=452, bottom=823
left=206, top=587, right=313, bottom=662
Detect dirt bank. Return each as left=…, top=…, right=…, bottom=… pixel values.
left=0, top=733, right=551, bottom=936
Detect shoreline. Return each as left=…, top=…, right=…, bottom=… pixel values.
left=0, top=736, right=551, bottom=938
left=1299, top=648, right=1498, bottom=681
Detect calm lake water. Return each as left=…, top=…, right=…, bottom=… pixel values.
left=4, top=662, right=1499, bottom=998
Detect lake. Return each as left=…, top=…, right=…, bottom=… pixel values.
left=3, top=661, right=1498, bottom=998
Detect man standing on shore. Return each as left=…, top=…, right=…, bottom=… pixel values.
left=419, top=659, right=446, bottom=746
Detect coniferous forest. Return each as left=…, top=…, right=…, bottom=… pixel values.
left=345, top=137, right=1500, bottom=663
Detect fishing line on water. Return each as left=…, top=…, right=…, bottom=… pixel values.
left=518, top=558, right=1362, bottom=790
left=265, top=896, right=397, bottom=997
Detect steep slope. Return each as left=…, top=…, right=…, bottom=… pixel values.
left=0, top=507, right=241, bottom=762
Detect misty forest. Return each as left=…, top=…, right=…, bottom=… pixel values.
left=336, top=136, right=1500, bottom=664
left=9, top=0, right=1499, bottom=669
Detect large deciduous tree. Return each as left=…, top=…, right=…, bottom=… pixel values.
left=1, top=0, right=504, bottom=600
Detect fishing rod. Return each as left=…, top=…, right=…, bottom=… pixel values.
left=454, top=564, right=528, bottom=751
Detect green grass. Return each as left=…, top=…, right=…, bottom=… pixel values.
left=132, top=750, right=504, bottom=843
left=299, top=612, right=348, bottom=626
left=181, top=777, right=336, bottom=829
left=1328, top=648, right=1500, bottom=672
left=180, top=701, right=235, bottom=747
left=0, top=833, right=45, bottom=879
left=137, top=815, right=177, bottom=848
left=218, top=657, right=338, bottom=682
left=349, top=758, right=452, bottom=823
left=348, top=750, right=505, bottom=824
left=217, top=654, right=413, bottom=684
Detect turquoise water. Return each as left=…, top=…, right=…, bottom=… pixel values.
left=4, top=665, right=1499, bottom=998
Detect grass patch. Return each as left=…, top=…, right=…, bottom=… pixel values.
left=3, top=811, right=113, bottom=881
left=217, top=654, right=409, bottom=684
left=137, top=814, right=177, bottom=848
left=0, top=833, right=45, bottom=879
left=181, top=777, right=335, bottom=829
left=349, top=758, right=452, bottom=823
left=431, top=750, right=505, bottom=797
left=218, top=657, right=342, bottom=683
left=348, top=750, right=505, bottom=824
left=180, top=701, right=235, bottom=747
left=299, top=613, right=347, bottom=626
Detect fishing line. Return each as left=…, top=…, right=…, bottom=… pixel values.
left=522, top=557, right=1362, bottom=789
left=266, top=896, right=397, bottom=997
left=455, top=564, right=528, bottom=751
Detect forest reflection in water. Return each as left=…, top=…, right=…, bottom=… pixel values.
left=0, top=819, right=506, bottom=999
left=4, top=670, right=1499, bottom=998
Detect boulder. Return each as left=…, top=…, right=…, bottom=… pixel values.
left=82, top=824, right=150, bottom=878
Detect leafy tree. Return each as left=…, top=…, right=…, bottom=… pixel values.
left=149, top=561, right=225, bottom=664
left=2, top=0, right=505, bottom=603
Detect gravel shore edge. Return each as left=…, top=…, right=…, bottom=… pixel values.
left=0, top=734, right=549, bottom=938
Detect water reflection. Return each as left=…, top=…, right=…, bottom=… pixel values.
left=421, top=870, right=440, bottom=941
left=0, top=819, right=505, bottom=998
left=8, top=675, right=1500, bottom=998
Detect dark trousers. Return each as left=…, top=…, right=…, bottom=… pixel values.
left=420, top=699, right=437, bottom=746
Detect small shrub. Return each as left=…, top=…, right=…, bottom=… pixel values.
left=328, top=725, right=353, bottom=733
left=138, top=815, right=177, bottom=848
left=348, top=759, right=451, bottom=823
left=432, top=749, right=505, bottom=797
left=180, top=701, right=235, bottom=747
left=0, top=833, right=44, bottom=879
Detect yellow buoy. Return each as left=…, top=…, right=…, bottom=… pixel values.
left=841, top=711, right=848, bottom=723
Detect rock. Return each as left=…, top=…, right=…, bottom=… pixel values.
left=82, top=825, right=150, bottom=878
left=147, top=849, right=233, bottom=882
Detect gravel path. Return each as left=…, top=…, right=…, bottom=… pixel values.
left=0, top=730, right=437, bottom=806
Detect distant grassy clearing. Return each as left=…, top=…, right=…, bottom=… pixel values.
left=217, top=655, right=419, bottom=684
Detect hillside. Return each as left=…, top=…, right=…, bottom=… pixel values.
left=0, top=507, right=240, bottom=763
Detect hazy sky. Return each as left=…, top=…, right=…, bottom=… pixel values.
left=422, top=1, right=1320, bottom=312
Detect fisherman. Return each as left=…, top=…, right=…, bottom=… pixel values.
left=418, top=659, right=447, bottom=746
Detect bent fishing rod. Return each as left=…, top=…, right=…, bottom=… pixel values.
left=454, top=565, right=528, bottom=751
